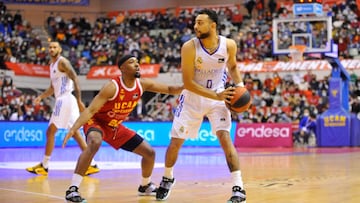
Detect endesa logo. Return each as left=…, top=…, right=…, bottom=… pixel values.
left=236, top=124, right=291, bottom=138
left=189, top=129, right=218, bottom=142
left=137, top=129, right=155, bottom=141
left=4, top=127, right=43, bottom=142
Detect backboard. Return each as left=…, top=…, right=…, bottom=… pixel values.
left=272, top=16, right=332, bottom=55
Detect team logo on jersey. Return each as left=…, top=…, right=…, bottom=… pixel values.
left=133, top=93, right=139, bottom=99
left=218, top=58, right=225, bottom=63
left=195, top=57, right=203, bottom=69
left=119, top=89, right=125, bottom=100
left=179, top=126, right=188, bottom=135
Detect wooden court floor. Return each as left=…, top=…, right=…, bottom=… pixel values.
left=0, top=146, right=360, bottom=203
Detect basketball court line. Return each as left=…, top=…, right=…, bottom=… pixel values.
left=0, top=161, right=164, bottom=170
left=0, top=187, right=64, bottom=200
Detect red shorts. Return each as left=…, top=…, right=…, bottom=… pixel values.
left=83, top=122, right=136, bottom=150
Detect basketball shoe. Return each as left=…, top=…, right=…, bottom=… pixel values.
left=85, top=164, right=100, bottom=176
left=26, top=163, right=48, bottom=176
left=26, top=163, right=99, bottom=176
left=138, top=182, right=158, bottom=196
left=156, top=176, right=176, bottom=201
left=65, top=186, right=86, bottom=203
left=227, top=186, right=246, bottom=203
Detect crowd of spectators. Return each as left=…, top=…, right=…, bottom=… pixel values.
left=0, top=1, right=360, bottom=126
left=0, top=71, right=52, bottom=121
left=1, top=1, right=359, bottom=73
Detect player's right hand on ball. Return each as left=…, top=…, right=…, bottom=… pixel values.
left=218, top=86, right=235, bottom=103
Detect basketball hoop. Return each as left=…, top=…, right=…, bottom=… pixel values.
left=289, top=45, right=307, bottom=61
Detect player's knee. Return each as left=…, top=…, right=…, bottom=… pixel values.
left=169, top=138, right=184, bottom=149
left=86, top=135, right=102, bottom=151
left=144, top=147, right=156, bottom=160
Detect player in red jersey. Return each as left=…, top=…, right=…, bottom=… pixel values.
left=62, top=55, right=183, bottom=203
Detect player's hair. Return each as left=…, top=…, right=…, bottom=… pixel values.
left=197, top=9, right=218, bottom=25
left=117, top=54, right=135, bottom=68
left=49, top=40, right=61, bottom=45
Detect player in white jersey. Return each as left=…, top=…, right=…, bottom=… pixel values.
left=26, top=41, right=100, bottom=176
left=156, top=9, right=246, bottom=203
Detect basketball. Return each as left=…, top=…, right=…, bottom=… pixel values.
left=226, top=86, right=252, bottom=113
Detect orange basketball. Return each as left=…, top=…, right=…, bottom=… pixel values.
left=226, top=86, right=252, bottom=113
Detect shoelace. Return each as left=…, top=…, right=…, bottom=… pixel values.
left=160, top=179, right=173, bottom=189
left=145, top=183, right=156, bottom=193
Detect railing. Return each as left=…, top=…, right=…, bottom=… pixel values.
left=145, top=93, right=172, bottom=117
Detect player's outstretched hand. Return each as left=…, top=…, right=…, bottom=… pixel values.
left=62, top=129, right=75, bottom=148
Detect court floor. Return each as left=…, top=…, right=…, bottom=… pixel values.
left=0, top=146, right=360, bottom=203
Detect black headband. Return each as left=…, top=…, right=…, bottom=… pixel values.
left=118, top=54, right=135, bottom=68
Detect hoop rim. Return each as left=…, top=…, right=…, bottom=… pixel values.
left=289, top=45, right=306, bottom=61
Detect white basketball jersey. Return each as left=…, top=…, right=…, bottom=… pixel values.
left=50, top=56, right=74, bottom=98
left=193, top=35, right=228, bottom=91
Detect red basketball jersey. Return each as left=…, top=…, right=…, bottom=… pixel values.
left=90, top=76, right=143, bottom=127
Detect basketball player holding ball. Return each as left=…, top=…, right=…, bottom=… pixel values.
left=156, top=9, right=246, bottom=203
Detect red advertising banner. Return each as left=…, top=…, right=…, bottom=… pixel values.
left=234, top=123, right=293, bottom=147
left=238, top=59, right=360, bottom=72
left=5, top=62, right=50, bottom=77
left=6, top=59, right=360, bottom=78
left=86, top=64, right=161, bottom=79
left=5, top=62, right=161, bottom=79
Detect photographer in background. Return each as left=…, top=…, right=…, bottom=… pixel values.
left=293, top=108, right=317, bottom=146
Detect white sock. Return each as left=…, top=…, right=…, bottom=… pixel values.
left=70, top=173, right=83, bottom=188
left=90, top=159, right=96, bottom=166
left=164, top=167, right=174, bottom=179
left=141, top=176, right=151, bottom=186
left=231, top=170, right=244, bottom=188
left=42, top=156, right=50, bottom=169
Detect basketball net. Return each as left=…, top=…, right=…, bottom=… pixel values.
left=289, top=45, right=306, bottom=62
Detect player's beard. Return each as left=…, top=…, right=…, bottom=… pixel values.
left=50, top=51, right=59, bottom=58
left=134, top=72, right=141, bottom=78
left=197, top=31, right=210, bottom=39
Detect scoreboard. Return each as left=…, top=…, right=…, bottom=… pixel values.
left=292, top=0, right=324, bottom=16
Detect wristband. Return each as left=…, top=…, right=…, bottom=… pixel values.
left=235, top=82, right=244, bottom=87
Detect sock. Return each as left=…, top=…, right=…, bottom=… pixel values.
left=231, top=170, right=244, bottom=188
left=141, top=176, right=151, bottom=186
left=90, top=159, right=96, bottom=166
left=70, top=173, right=83, bottom=188
left=164, top=167, right=174, bottom=179
left=42, top=156, right=50, bottom=169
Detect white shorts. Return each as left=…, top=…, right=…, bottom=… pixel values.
left=49, top=93, right=80, bottom=129
left=171, top=89, right=231, bottom=139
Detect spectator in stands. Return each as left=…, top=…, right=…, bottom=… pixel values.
left=0, top=106, right=9, bottom=120
left=268, top=0, right=277, bottom=15
left=293, top=108, right=317, bottom=146
left=244, top=0, right=256, bottom=18
left=350, top=93, right=360, bottom=115
left=0, top=36, right=9, bottom=69
left=25, top=41, right=100, bottom=176
left=9, top=103, right=24, bottom=121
